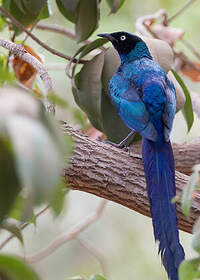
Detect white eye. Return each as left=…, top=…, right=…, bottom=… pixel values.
left=120, top=35, right=126, bottom=41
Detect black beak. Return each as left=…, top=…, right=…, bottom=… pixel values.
left=97, top=33, right=117, bottom=43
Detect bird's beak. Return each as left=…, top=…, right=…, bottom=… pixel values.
left=97, top=33, right=116, bottom=43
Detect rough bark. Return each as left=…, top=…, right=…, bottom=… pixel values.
left=62, top=124, right=200, bottom=234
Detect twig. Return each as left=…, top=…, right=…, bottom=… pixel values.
left=0, top=206, right=49, bottom=250
left=168, top=0, right=198, bottom=23
left=26, top=200, right=107, bottom=263
left=36, top=22, right=106, bottom=51
left=0, top=7, right=86, bottom=64
left=76, top=237, right=108, bottom=277
left=0, top=37, right=55, bottom=113
left=181, top=38, right=200, bottom=61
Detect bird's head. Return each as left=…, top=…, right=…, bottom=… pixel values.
left=98, top=31, right=152, bottom=60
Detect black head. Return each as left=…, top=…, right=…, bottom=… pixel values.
left=98, top=31, right=144, bottom=55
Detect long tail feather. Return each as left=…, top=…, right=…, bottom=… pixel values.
left=142, top=138, right=185, bottom=280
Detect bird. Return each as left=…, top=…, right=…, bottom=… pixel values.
left=98, top=31, right=185, bottom=280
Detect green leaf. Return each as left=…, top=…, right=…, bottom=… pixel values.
left=179, top=257, right=200, bottom=280
left=5, top=115, right=64, bottom=205
left=0, top=16, right=6, bottom=31
left=106, top=0, right=125, bottom=13
left=0, top=55, right=16, bottom=85
left=90, top=275, right=107, bottom=280
left=55, top=0, right=79, bottom=23
left=39, top=0, right=52, bottom=20
left=47, top=92, right=68, bottom=108
left=0, top=134, right=21, bottom=223
left=0, top=254, right=41, bottom=280
left=171, top=70, right=194, bottom=132
left=50, top=181, right=68, bottom=216
left=192, top=218, right=200, bottom=253
left=8, top=195, right=35, bottom=223
left=2, top=0, right=48, bottom=32
left=0, top=223, right=23, bottom=245
left=75, top=0, right=100, bottom=42
left=181, top=164, right=200, bottom=217
left=72, top=52, right=105, bottom=131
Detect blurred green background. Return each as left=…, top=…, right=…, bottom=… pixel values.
left=1, top=0, right=200, bottom=279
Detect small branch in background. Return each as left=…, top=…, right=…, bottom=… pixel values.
left=168, top=0, right=198, bottom=23
left=181, top=38, right=200, bottom=61
left=76, top=237, right=108, bottom=277
left=36, top=22, right=106, bottom=52
left=26, top=200, right=107, bottom=264
left=0, top=206, right=49, bottom=250
left=0, top=37, right=55, bottom=113
left=0, top=7, right=86, bottom=64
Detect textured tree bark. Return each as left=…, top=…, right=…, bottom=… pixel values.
left=62, top=124, right=200, bottom=234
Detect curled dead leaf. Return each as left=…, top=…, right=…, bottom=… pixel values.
left=151, top=24, right=184, bottom=46
left=12, top=45, right=42, bottom=89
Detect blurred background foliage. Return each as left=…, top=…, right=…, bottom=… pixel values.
left=0, top=0, right=200, bottom=279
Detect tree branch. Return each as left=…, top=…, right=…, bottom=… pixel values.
left=0, top=37, right=54, bottom=113
left=0, top=7, right=86, bottom=64
left=26, top=200, right=106, bottom=263
left=168, top=0, right=197, bottom=23
left=62, top=124, right=200, bottom=234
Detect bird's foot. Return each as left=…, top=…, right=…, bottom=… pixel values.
left=105, top=140, right=131, bottom=154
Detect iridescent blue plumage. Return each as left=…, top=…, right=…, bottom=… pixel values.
left=98, top=32, right=185, bottom=280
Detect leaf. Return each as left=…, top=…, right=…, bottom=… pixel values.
left=0, top=254, right=41, bottom=280
left=181, top=164, right=200, bottom=217
left=0, top=223, right=23, bottom=245
left=75, top=0, right=100, bottom=42
left=39, top=0, right=52, bottom=20
left=72, top=52, right=105, bottom=131
left=2, top=0, right=48, bottom=32
left=47, top=92, right=68, bottom=108
left=8, top=195, right=35, bottom=223
left=6, top=115, right=64, bottom=205
left=181, top=62, right=200, bottom=82
left=50, top=181, right=68, bottom=216
left=90, top=275, right=107, bottom=280
left=55, top=0, right=79, bottom=23
left=179, top=258, right=200, bottom=280
left=0, top=134, right=21, bottom=223
left=106, top=0, right=125, bottom=13
left=12, top=45, right=42, bottom=89
left=192, top=218, right=200, bottom=253
left=66, top=38, right=107, bottom=79
left=171, top=70, right=194, bottom=132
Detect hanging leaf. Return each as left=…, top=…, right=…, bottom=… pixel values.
left=106, top=0, right=125, bottom=14
left=72, top=52, right=105, bottom=131
left=55, top=0, right=79, bottom=23
left=0, top=254, right=41, bottom=280
left=171, top=70, right=194, bottom=132
left=0, top=223, right=23, bottom=246
left=179, top=258, right=200, bottom=280
left=0, top=135, right=21, bottom=223
left=8, top=195, right=35, bottom=223
left=12, top=45, right=42, bottom=89
left=181, top=164, right=200, bottom=217
left=75, top=0, right=100, bottom=42
left=50, top=180, right=68, bottom=216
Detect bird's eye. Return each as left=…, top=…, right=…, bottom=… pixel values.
left=120, top=35, right=126, bottom=41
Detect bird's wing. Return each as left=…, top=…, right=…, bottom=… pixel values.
left=119, top=86, right=157, bottom=141
left=163, top=77, right=176, bottom=141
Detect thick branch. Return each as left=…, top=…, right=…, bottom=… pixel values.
left=62, top=124, right=200, bottom=234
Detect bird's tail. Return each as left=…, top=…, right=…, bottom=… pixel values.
left=142, top=138, right=185, bottom=280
